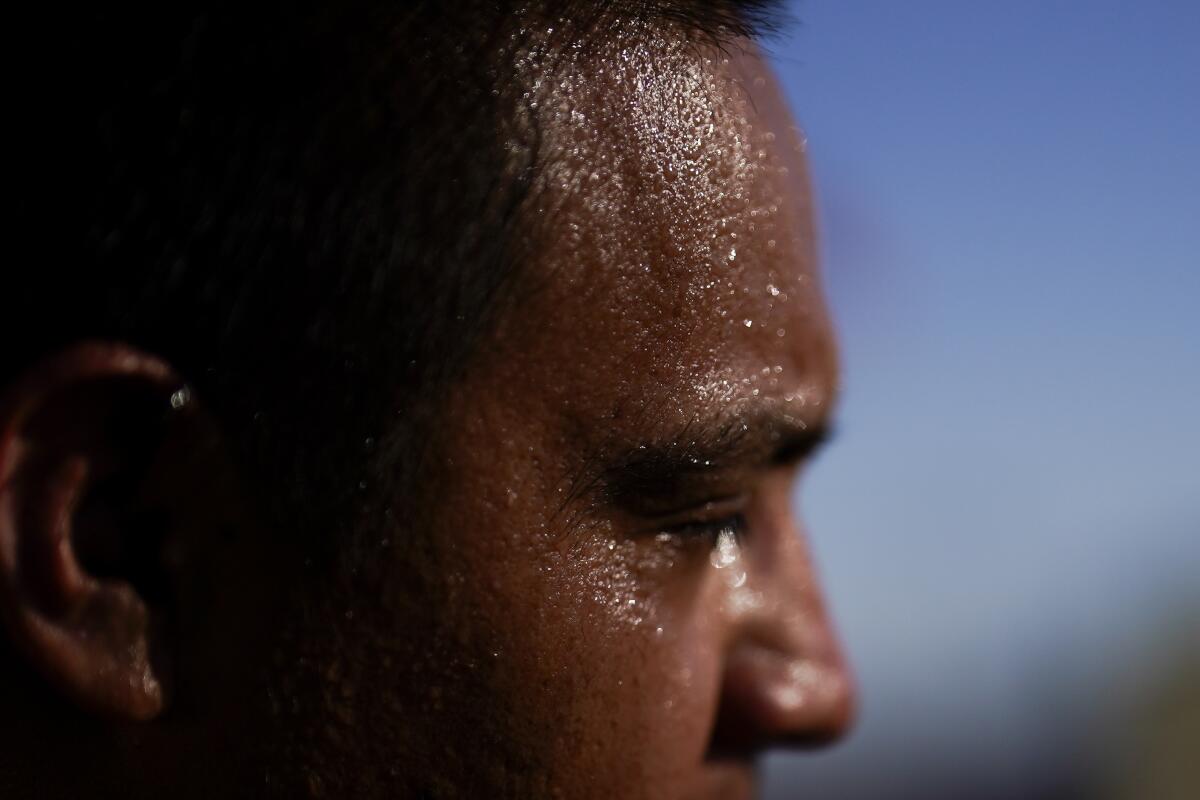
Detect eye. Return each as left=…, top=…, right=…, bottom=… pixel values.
left=661, top=511, right=746, bottom=548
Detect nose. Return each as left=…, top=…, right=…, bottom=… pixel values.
left=708, top=514, right=855, bottom=755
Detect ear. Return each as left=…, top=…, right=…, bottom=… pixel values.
left=0, top=342, right=196, bottom=720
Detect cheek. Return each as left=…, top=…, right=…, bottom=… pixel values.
left=505, top=533, right=727, bottom=777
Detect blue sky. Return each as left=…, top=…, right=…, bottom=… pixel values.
left=764, top=2, right=1200, bottom=795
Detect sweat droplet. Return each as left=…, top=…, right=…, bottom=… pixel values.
left=710, top=528, right=740, bottom=570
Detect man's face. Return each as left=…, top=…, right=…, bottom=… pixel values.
left=319, top=38, right=851, bottom=799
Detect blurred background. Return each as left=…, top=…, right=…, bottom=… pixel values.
left=765, top=1, right=1200, bottom=798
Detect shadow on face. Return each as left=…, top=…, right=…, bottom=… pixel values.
left=0, top=12, right=852, bottom=800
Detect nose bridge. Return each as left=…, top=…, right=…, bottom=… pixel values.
left=736, top=482, right=834, bottom=648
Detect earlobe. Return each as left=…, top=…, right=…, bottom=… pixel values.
left=0, top=343, right=185, bottom=721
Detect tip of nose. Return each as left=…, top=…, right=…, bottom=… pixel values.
left=708, top=650, right=856, bottom=758
left=760, top=658, right=855, bottom=748
left=778, top=666, right=856, bottom=747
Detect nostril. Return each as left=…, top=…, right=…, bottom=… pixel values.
left=706, top=646, right=855, bottom=759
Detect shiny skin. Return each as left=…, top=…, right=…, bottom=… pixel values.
left=0, top=29, right=853, bottom=800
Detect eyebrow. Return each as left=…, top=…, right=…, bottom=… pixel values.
left=563, top=402, right=833, bottom=518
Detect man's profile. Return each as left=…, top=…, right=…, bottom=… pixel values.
left=2, top=1, right=853, bottom=797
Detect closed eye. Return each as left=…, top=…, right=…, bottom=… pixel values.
left=663, top=512, right=746, bottom=546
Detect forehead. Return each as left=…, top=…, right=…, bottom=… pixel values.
left=474, top=32, right=835, bottom=451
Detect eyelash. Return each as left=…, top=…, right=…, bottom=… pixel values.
left=664, top=512, right=746, bottom=545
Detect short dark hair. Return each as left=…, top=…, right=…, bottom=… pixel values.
left=7, top=0, right=786, bottom=558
